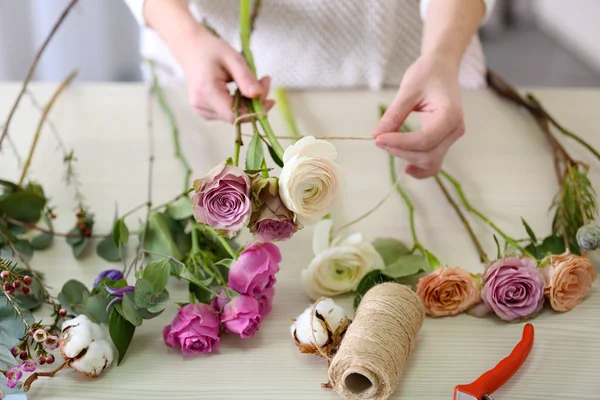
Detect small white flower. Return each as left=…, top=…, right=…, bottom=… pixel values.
left=32, top=328, right=47, bottom=343
left=60, top=315, right=114, bottom=377
left=301, top=219, right=385, bottom=300
left=279, top=137, right=345, bottom=226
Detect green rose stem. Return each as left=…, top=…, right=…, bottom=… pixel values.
left=0, top=0, right=79, bottom=151
left=434, top=176, right=490, bottom=263
left=233, top=90, right=243, bottom=167
left=275, top=87, right=302, bottom=140
left=239, top=0, right=285, bottom=160
left=389, top=155, right=442, bottom=269
left=147, top=59, right=192, bottom=192
left=440, top=169, right=534, bottom=258
left=18, top=70, right=78, bottom=186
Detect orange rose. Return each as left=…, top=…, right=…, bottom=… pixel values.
left=416, top=267, right=481, bottom=317
left=544, top=252, right=597, bottom=312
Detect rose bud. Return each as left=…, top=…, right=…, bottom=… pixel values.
left=248, top=176, right=297, bottom=242
left=543, top=252, right=597, bottom=312
left=290, top=298, right=350, bottom=358
left=576, top=223, right=600, bottom=251
left=163, top=303, right=220, bottom=356
left=60, top=315, right=114, bottom=377
left=227, top=242, right=280, bottom=298
left=221, top=295, right=262, bottom=339
left=416, top=267, right=482, bottom=317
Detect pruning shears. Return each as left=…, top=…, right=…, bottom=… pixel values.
left=454, top=323, right=534, bottom=400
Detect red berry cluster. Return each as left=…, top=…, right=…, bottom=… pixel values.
left=1, top=270, right=32, bottom=296
left=76, top=210, right=92, bottom=237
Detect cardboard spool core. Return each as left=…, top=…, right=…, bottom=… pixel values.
left=342, top=370, right=377, bottom=398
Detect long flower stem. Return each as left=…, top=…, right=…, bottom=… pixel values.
left=276, top=87, right=301, bottom=140
left=0, top=0, right=79, bottom=150
left=18, top=70, right=78, bottom=186
left=239, top=0, right=284, bottom=159
left=389, top=155, right=419, bottom=252
left=4, top=218, right=107, bottom=239
left=22, top=361, right=67, bottom=392
left=147, top=59, right=192, bottom=191
left=1, top=287, right=31, bottom=331
left=440, top=169, right=533, bottom=257
left=233, top=90, right=242, bottom=167
left=434, top=176, right=489, bottom=263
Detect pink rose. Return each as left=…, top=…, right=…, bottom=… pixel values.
left=163, top=304, right=220, bottom=355
left=544, top=252, right=597, bottom=312
left=257, top=287, right=275, bottom=316
left=249, top=176, right=297, bottom=242
left=476, top=255, right=545, bottom=322
left=221, top=295, right=262, bottom=338
left=192, top=161, right=252, bottom=238
left=227, top=242, right=281, bottom=297
left=210, top=290, right=229, bottom=312
left=416, top=267, right=481, bottom=317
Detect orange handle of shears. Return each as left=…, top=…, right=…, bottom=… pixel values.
left=454, top=323, right=534, bottom=400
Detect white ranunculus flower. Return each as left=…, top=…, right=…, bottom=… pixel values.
left=60, top=315, right=114, bottom=377
left=278, top=136, right=345, bottom=227
left=301, top=219, right=385, bottom=300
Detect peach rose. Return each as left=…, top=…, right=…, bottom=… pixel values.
left=544, top=252, right=597, bottom=312
left=416, top=267, right=481, bottom=317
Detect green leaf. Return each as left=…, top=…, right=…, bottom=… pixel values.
left=382, top=254, right=429, bottom=278
left=504, top=240, right=520, bottom=255
left=225, top=157, right=234, bottom=166
left=134, top=278, right=154, bottom=308
left=71, top=237, right=90, bottom=258
left=96, top=236, right=124, bottom=262
left=0, top=179, right=19, bottom=192
left=521, top=218, right=537, bottom=244
left=143, top=259, right=171, bottom=293
left=66, top=227, right=83, bottom=246
left=245, top=130, right=265, bottom=171
left=10, top=294, right=40, bottom=310
left=166, top=197, right=194, bottom=220
left=0, top=302, right=33, bottom=350
left=422, top=249, right=441, bottom=271
left=84, top=293, right=110, bottom=324
left=146, top=289, right=170, bottom=314
left=113, top=219, right=129, bottom=247
left=0, top=192, right=46, bottom=223
left=144, top=213, right=183, bottom=260
left=372, top=238, right=410, bottom=266
left=109, top=308, right=135, bottom=365
left=121, top=292, right=142, bottom=327
left=354, top=270, right=394, bottom=310
left=213, top=258, right=233, bottom=282
left=267, top=144, right=284, bottom=168
left=14, top=240, right=33, bottom=260
left=525, top=235, right=566, bottom=260
left=0, top=344, right=17, bottom=369
left=58, top=280, right=90, bottom=316
left=189, top=282, right=213, bottom=304
left=30, top=232, right=53, bottom=250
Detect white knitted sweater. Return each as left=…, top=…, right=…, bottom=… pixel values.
left=124, top=0, right=495, bottom=89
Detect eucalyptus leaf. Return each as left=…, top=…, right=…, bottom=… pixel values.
left=146, top=289, right=170, bottom=314
left=0, top=344, right=17, bottom=369
left=0, top=192, right=46, bottom=223
left=134, top=278, right=154, bottom=308
left=30, top=232, right=54, bottom=250
left=58, top=280, right=90, bottom=316
left=121, top=292, right=142, bottom=327
left=65, top=227, right=83, bottom=246
left=245, top=130, right=265, bottom=171
left=372, top=238, right=410, bottom=266
left=0, top=377, right=23, bottom=395
left=113, top=219, right=129, bottom=247
left=85, top=293, right=110, bottom=324
left=97, top=236, right=124, bottom=262
left=166, top=197, right=194, bottom=220
left=0, top=303, right=33, bottom=349
left=14, top=240, right=33, bottom=260
left=382, top=254, right=428, bottom=278
left=109, top=308, right=136, bottom=365
left=143, top=259, right=171, bottom=293
left=71, top=237, right=90, bottom=258
left=9, top=294, right=40, bottom=310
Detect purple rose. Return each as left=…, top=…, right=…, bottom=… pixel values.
left=93, top=269, right=123, bottom=287
left=227, top=242, right=281, bottom=298
left=221, top=295, right=262, bottom=338
left=192, top=161, right=252, bottom=238
left=249, top=176, right=297, bottom=242
left=477, top=255, right=545, bottom=322
left=210, top=290, right=229, bottom=312
left=163, top=304, right=221, bottom=356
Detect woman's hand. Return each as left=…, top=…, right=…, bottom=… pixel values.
left=172, top=27, right=274, bottom=123
left=373, top=54, right=464, bottom=179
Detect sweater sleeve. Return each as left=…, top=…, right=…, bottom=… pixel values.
left=420, top=0, right=497, bottom=24
left=123, top=0, right=148, bottom=26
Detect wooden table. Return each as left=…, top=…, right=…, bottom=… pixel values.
left=1, top=83, right=599, bottom=399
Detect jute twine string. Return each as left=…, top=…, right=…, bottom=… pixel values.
left=328, top=283, right=425, bottom=400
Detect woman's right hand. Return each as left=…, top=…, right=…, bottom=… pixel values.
left=171, top=25, right=274, bottom=123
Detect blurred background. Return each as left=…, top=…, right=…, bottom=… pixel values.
left=0, top=0, right=599, bottom=86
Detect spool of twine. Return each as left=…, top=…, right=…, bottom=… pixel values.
left=328, top=282, right=425, bottom=400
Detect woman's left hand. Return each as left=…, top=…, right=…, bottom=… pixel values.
left=372, top=53, right=465, bottom=179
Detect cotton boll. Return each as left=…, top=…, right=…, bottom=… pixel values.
left=291, top=305, right=329, bottom=346
left=315, top=298, right=346, bottom=333
left=60, top=316, right=93, bottom=359
left=70, top=340, right=114, bottom=378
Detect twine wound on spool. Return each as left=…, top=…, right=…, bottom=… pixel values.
left=328, top=283, right=425, bottom=400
